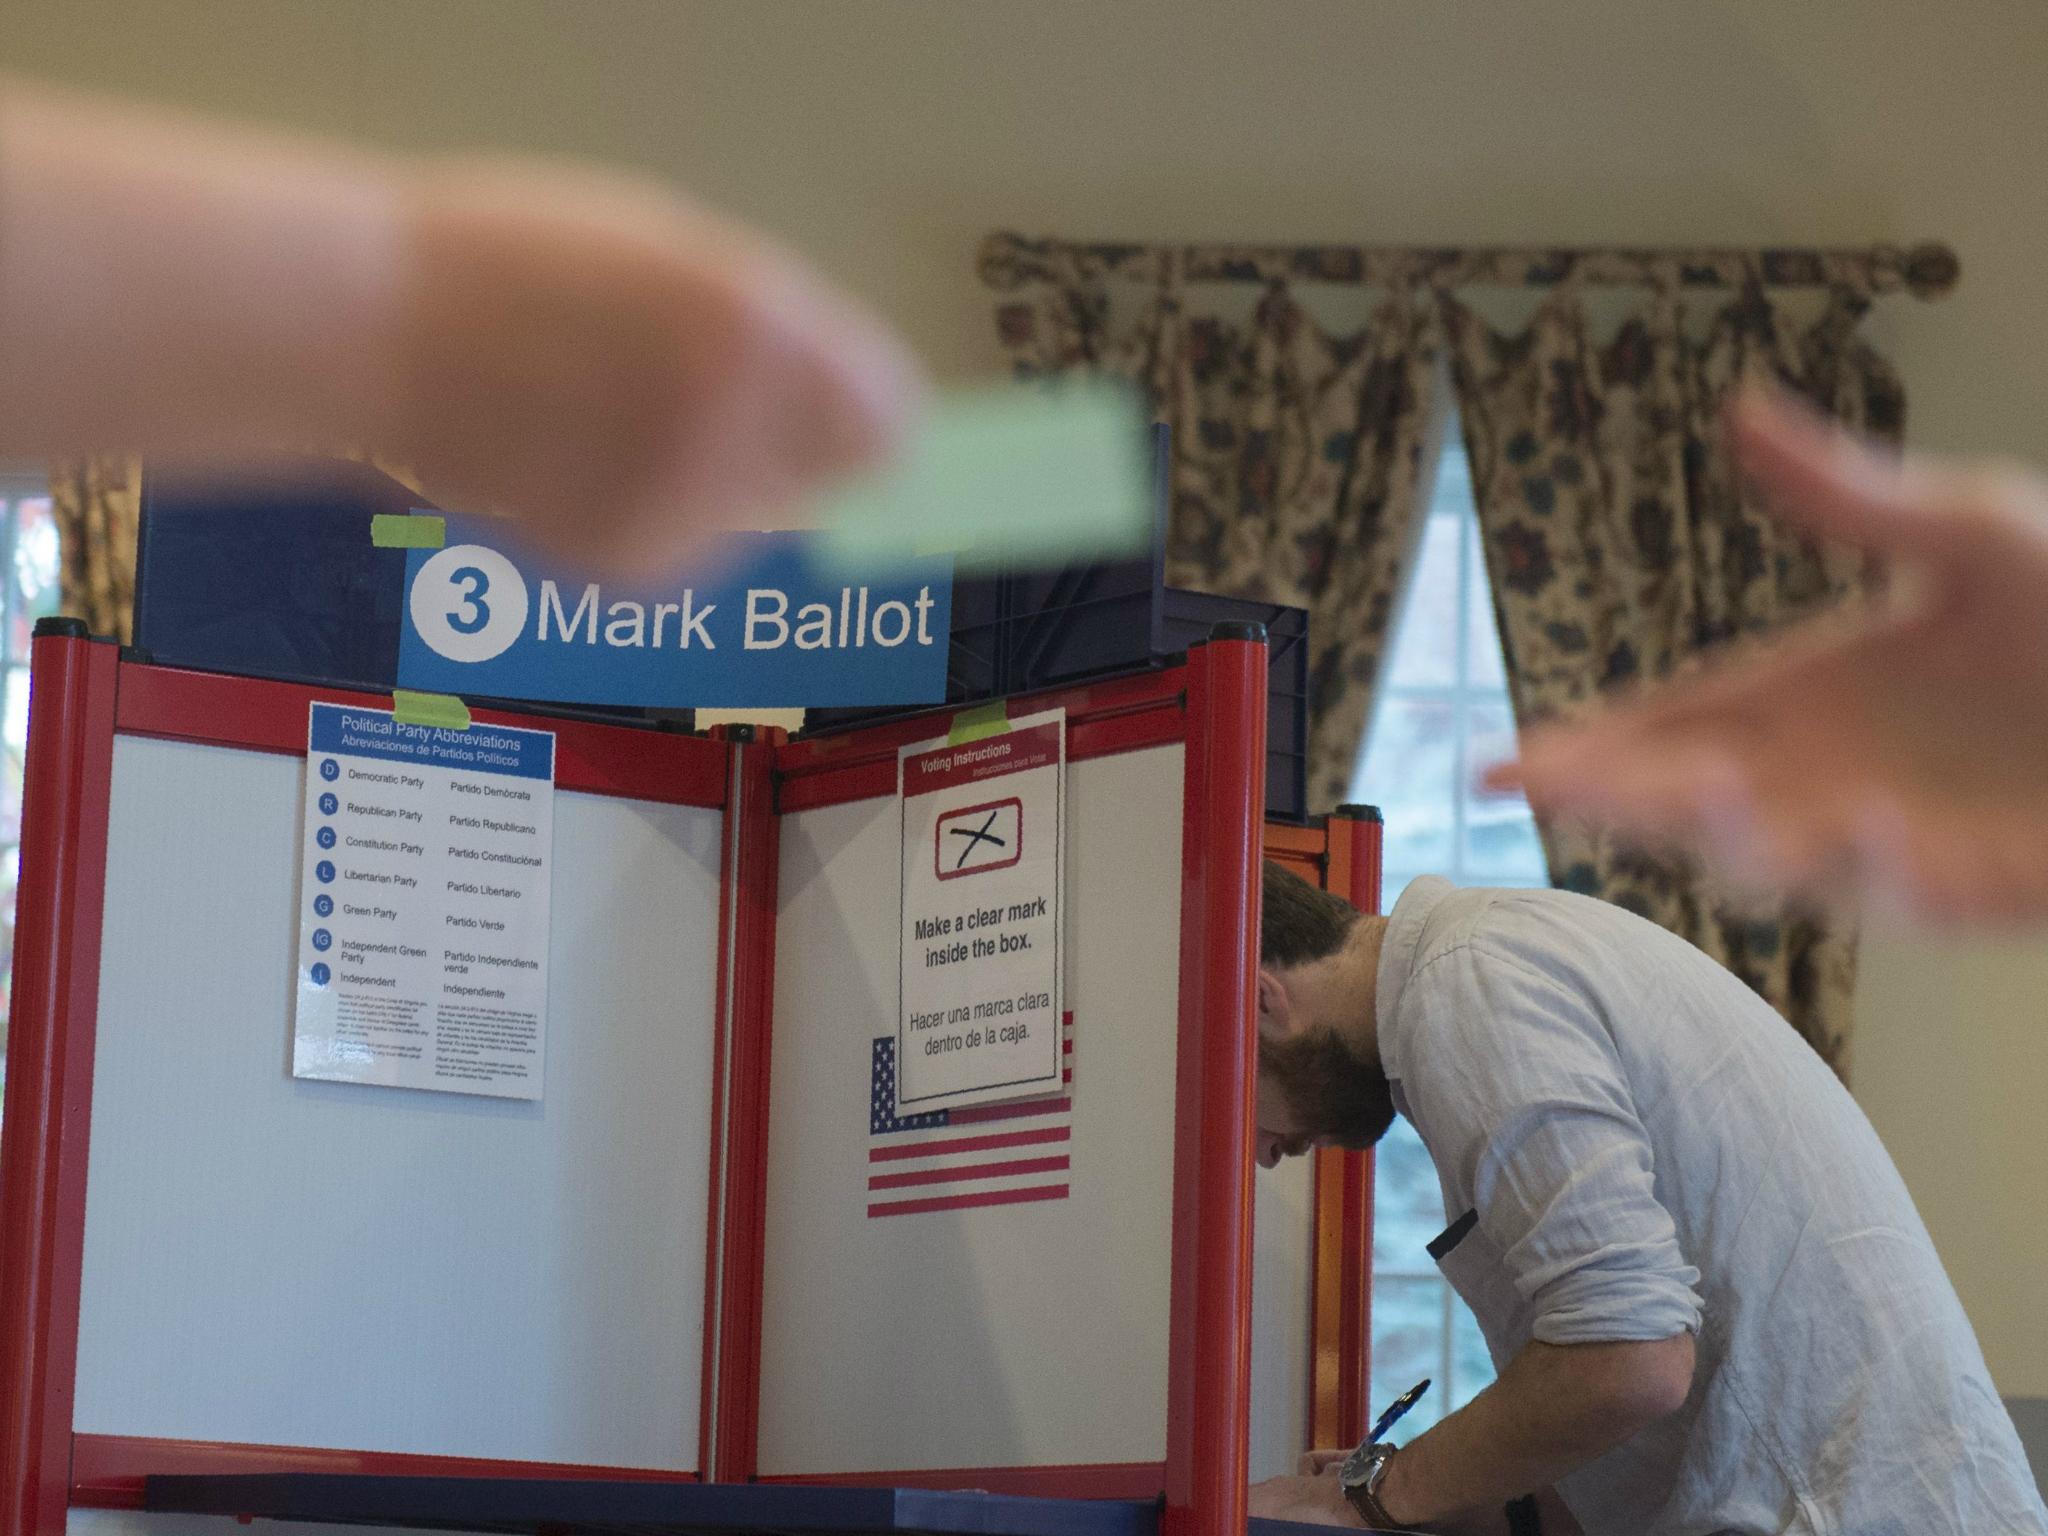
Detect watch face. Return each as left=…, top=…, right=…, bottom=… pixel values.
left=1338, top=1440, right=1379, bottom=1489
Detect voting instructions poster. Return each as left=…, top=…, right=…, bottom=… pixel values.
left=293, top=703, right=556, bottom=1100
left=896, top=708, right=1065, bottom=1114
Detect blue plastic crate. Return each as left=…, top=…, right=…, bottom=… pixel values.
left=803, top=425, right=1310, bottom=821
left=130, top=458, right=667, bottom=730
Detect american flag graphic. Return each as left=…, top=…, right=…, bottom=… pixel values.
left=866, top=1013, right=1074, bottom=1219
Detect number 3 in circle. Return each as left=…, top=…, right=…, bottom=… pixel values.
left=447, top=565, right=492, bottom=636
left=410, top=544, right=529, bottom=664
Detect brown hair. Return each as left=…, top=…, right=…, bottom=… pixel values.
left=1261, top=859, right=1360, bottom=971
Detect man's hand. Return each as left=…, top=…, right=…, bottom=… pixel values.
left=1261, top=1453, right=1579, bottom=1534
left=1360, top=1335, right=1692, bottom=1530
left=1248, top=1464, right=1368, bottom=1528
left=1490, top=387, right=2048, bottom=927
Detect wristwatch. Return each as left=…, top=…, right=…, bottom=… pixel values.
left=1337, top=1440, right=1414, bottom=1531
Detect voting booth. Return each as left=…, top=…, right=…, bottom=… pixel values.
left=0, top=617, right=1380, bottom=1536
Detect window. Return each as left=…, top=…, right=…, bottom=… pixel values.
left=0, top=475, right=62, bottom=1101
left=1352, top=421, right=1546, bottom=1431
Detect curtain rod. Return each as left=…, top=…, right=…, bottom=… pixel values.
left=978, top=231, right=1959, bottom=300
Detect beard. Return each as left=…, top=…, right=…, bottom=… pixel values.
left=1258, top=1025, right=1397, bottom=1150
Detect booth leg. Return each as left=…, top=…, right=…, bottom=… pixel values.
left=700, top=729, right=782, bottom=1485
left=1310, top=805, right=1383, bottom=1451
left=1164, top=631, right=1267, bottom=1536
left=0, top=627, right=120, bottom=1536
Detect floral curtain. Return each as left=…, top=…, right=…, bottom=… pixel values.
left=1444, top=278, right=1904, bottom=1073
left=986, top=244, right=1441, bottom=810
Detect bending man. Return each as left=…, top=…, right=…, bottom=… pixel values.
left=1247, top=861, right=2044, bottom=1535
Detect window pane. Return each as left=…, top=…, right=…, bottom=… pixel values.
left=1, top=835, right=15, bottom=1054
left=1370, top=1276, right=1449, bottom=1434
left=1463, top=698, right=1547, bottom=881
left=1448, top=1292, right=1497, bottom=1411
left=3, top=666, right=28, bottom=757
left=1355, top=429, right=1518, bottom=1447
left=15, top=498, right=59, bottom=614
left=1356, top=697, right=1456, bottom=872
left=1464, top=515, right=1506, bottom=691
left=1, top=487, right=51, bottom=1071
left=1432, top=426, right=1475, bottom=513
left=1378, top=868, right=1426, bottom=919
left=1371, top=1114, right=1444, bottom=1269
left=1383, top=515, right=1461, bottom=689
left=7, top=496, right=58, bottom=660
left=2, top=742, right=21, bottom=850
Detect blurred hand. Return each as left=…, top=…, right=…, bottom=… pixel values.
left=1490, top=387, right=2048, bottom=926
left=396, top=159, right=923, bottom=578
left=0, top=80, right=924, bottom=583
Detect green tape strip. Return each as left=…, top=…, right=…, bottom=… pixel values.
left=948, top=699, right=1010, bottom=746
left=371, top=513, right=446, bottom=549
left=391, top=690, right=472, bottom=730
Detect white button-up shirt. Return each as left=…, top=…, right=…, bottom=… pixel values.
left=1377, top=876, right=2046, bottom=1536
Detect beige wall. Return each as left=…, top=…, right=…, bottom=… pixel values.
left=5, top=0, right=2046, bottom=1391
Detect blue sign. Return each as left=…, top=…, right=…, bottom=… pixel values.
left=308, top=701, right=556, bottom=780
left=395, top=517, right=953, bottom=709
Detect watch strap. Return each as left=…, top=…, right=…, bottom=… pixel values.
left=1340, top=1446, right=1417, bottom=1532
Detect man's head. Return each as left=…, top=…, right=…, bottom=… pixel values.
left=1255, top=860, right=1396, bottom=1167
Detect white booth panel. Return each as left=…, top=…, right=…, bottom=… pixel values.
left=758, top=745, right=1184, bottom=1474
left=1249, top=1155, right=1315, bottom=1480
left=73, top=734, right=720, bottom=1470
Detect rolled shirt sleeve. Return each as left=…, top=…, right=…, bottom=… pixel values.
left=1397, top=939, right=1704, bottom=1347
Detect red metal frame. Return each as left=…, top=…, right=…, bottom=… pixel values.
left=705, top=731, right=782, bottom=1484
left=0, top=646, right=733, bottom=1536
left=1162, top=636, right=1267, bottom=1536
left=1306, top=807, right=1381, bottom=1453
left=696, top=732, right=743, bottom=1479
left=115, top=663, right=728, bottom=807
left=742, top=665, right=1198, bottom=1495
left=1262, top=816, right=1370, bottom=1454
left=1262, top=820, right=1326, bottom=886
left=4, top=638, right=1280, bottom=1536
left=0, top=633, right=120, bottom=1536
left=743, top=650, right=1269, bottom=1519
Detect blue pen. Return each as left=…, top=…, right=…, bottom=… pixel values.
left=1369, top=1377, right=1432, bottom=1443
